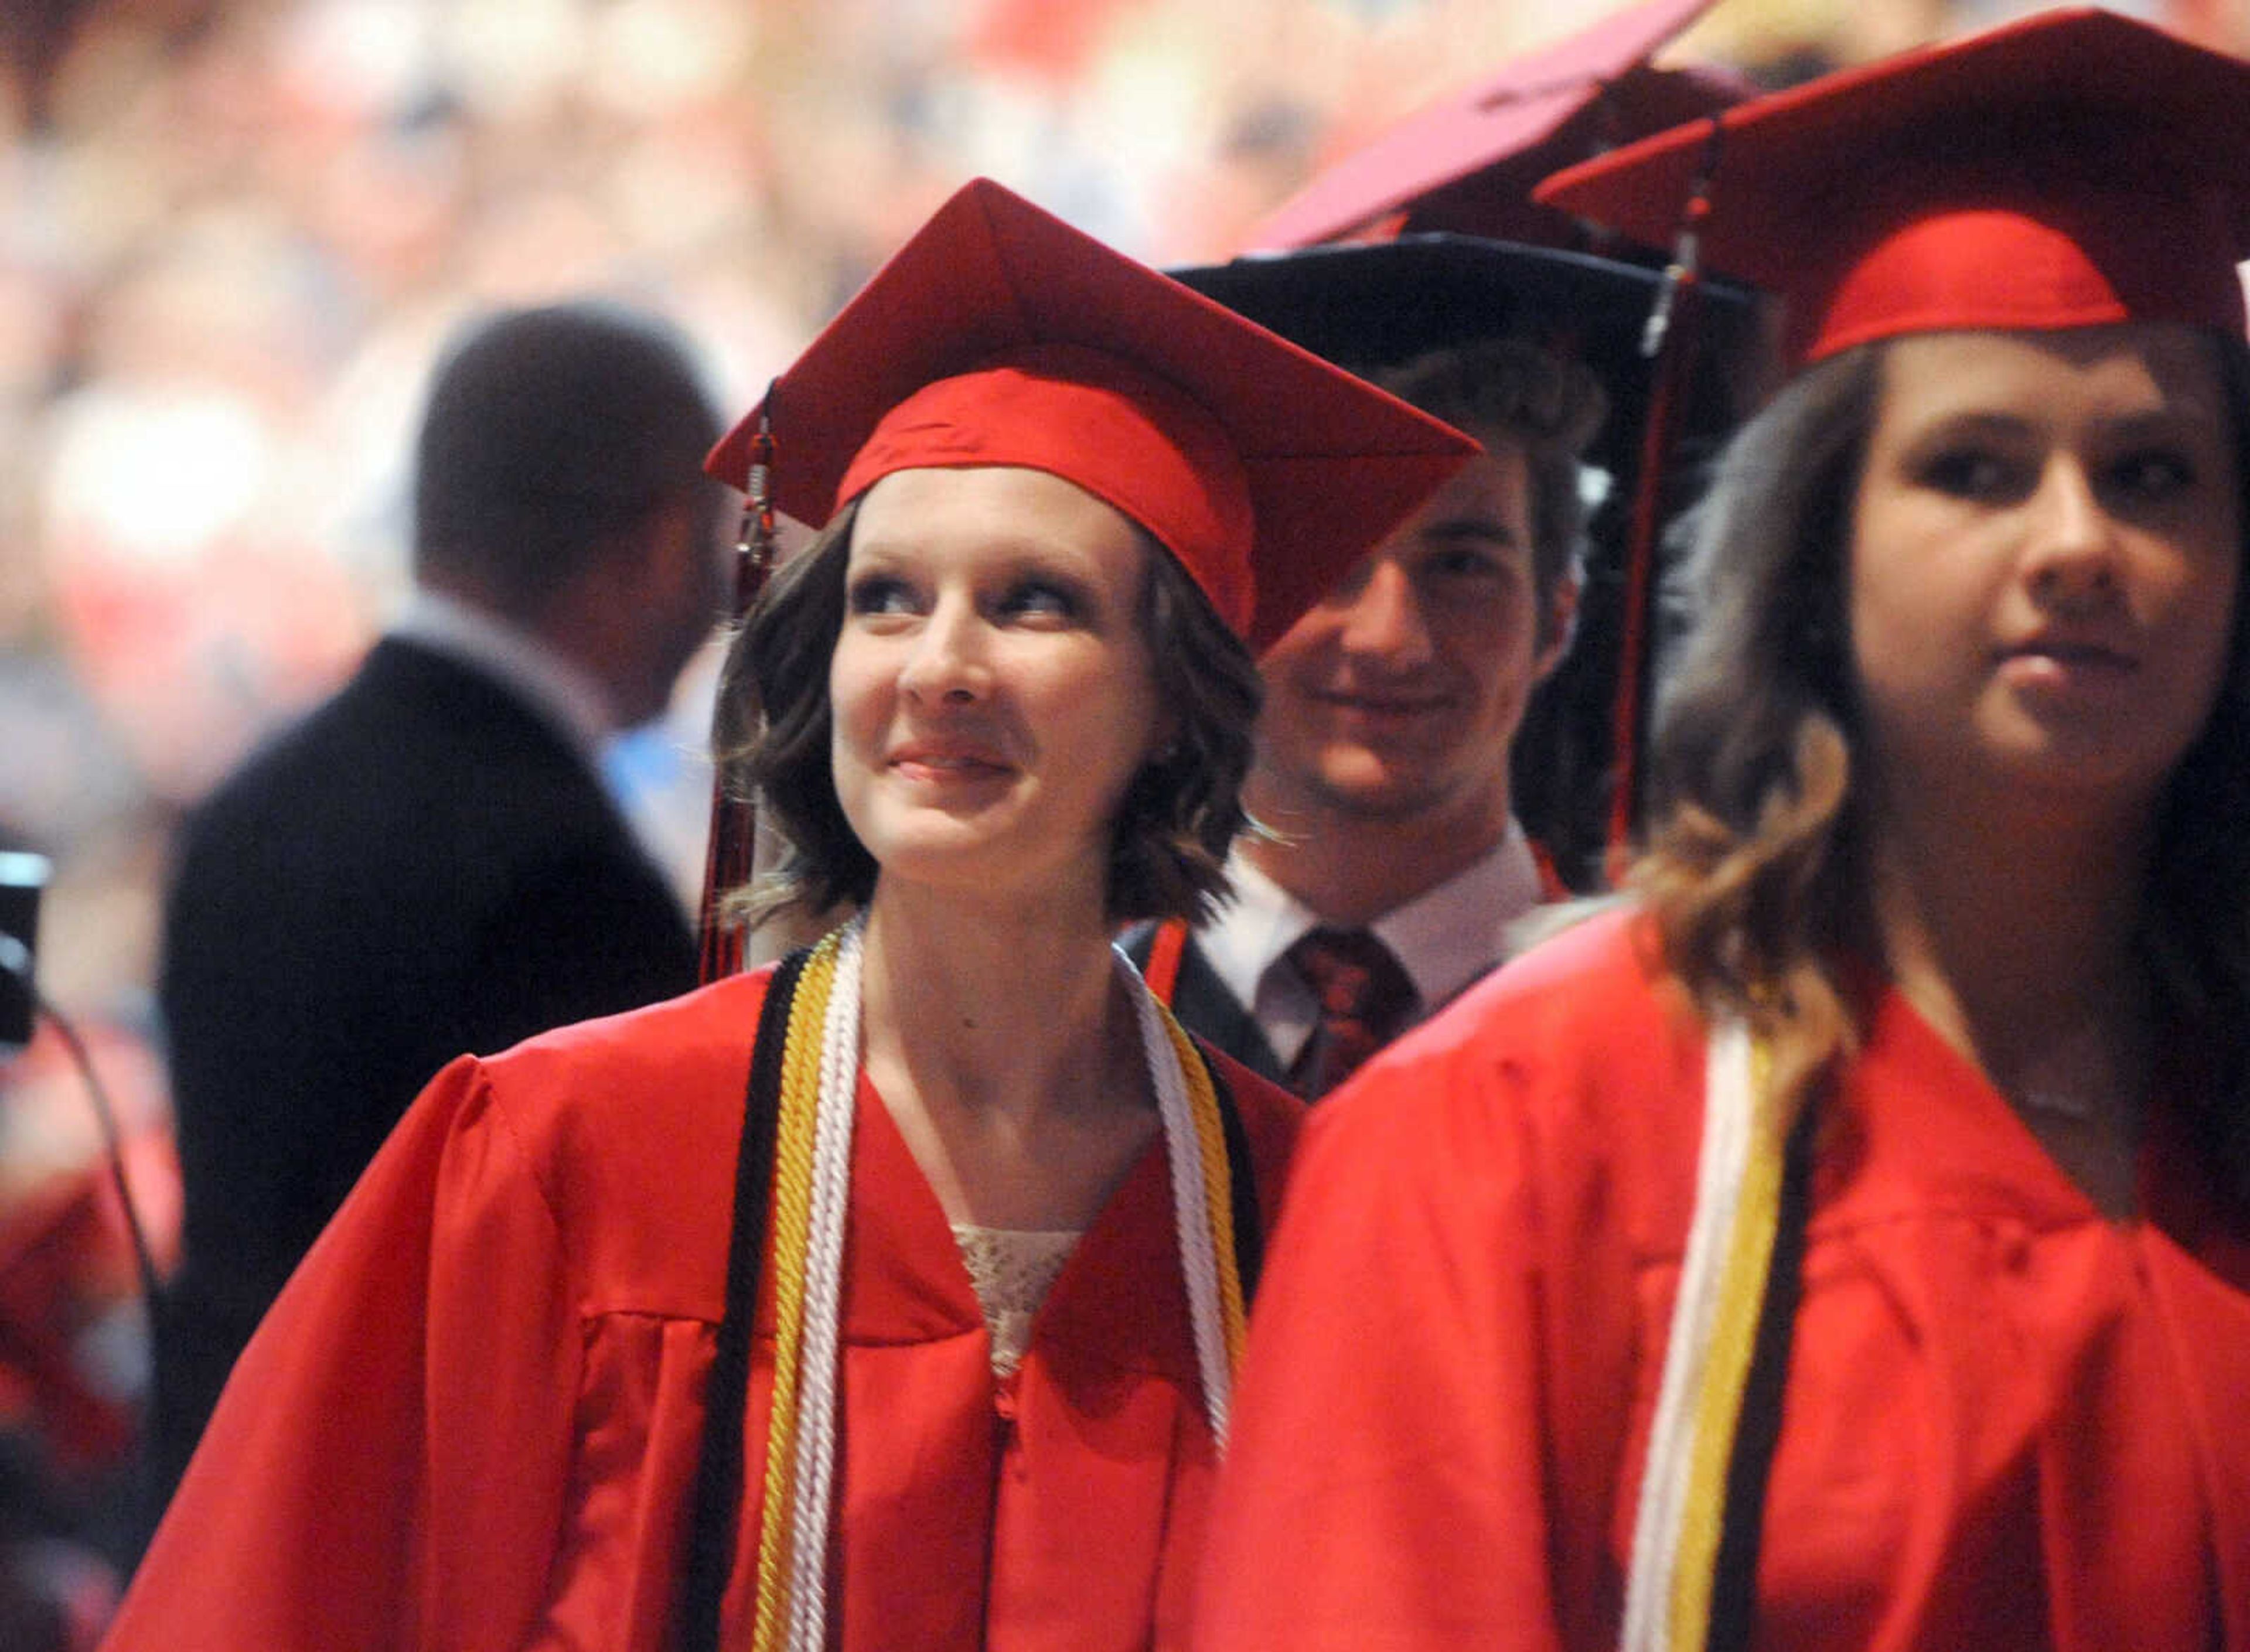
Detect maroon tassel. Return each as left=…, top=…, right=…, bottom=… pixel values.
left=1604, top=122, right=1720, bottom=885
left=697, top=411, right=779, bottom=982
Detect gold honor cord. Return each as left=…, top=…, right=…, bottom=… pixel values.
left=750, top=930, right=841, bottom=1652
left=1669, top=1036, right=1782, bottom=1651
left=1622, top=1023, right=1786, bottom=1652
left=1160, top=1006, right=1248, bottom=1371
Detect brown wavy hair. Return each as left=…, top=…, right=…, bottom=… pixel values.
left=1633, top=332, right=2250, bottom=1199
left=713, top=496, right=1263, bottom=930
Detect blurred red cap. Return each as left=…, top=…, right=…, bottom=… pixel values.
left=1245, top=0, right=1751, bottom=252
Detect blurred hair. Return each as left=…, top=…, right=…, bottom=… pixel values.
left=1634, top=330, right=2250, bottom=1198
left=412, top=301, right=721, bottom=618
left=714, top=496, right=1263, bottom=929
left=1373, top=337, right=1608, bottom=647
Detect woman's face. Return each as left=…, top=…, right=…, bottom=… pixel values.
left=1847, top=324, right=2242, bottom=821
left=829, top=465, right=1168, bottom=910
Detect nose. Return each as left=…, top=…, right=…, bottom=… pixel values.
left=1336, top=558, right=1436, bottom=667
left=895, top=595, right=989, bottom=704
left=2023, top=458, right=2122, bottom=610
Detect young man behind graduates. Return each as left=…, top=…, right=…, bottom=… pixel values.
left=1124, top=0, right=1762, bottom=1097
left=1124, top=279, right=1605, bottom=1098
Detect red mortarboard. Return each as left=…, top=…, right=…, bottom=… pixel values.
left=706, top=178, right=1477, bottom=652
left=1536, top=8, right=2250, bottom=368
left=1244, top=0, right=1753, bottom=253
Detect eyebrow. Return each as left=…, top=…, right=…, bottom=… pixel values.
left=847, top=537, right=1111, bottom=572
left=1423, top=514, right=1522, bottom=545
left=1900, top=410, right=2031, bottom=444
left=1904, top=400, right=2222, bottom=446
left=2101, top=404, right=2224, bottom=442
left=843, top=542, right=1126, bottom=613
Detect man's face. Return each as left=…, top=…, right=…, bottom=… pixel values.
left=1249, top=437, right=1573, bottom=832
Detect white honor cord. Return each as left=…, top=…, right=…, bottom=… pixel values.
left=1117, top=947, right=1231, bottom=1448
left=786, top=916, right=866, bottom=1652
left=1620, top=1015, right=1755, bottom=1652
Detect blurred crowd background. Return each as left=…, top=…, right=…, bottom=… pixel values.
left=1, top=0, right=2242, bottom=1637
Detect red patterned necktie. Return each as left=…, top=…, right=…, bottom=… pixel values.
left=1284, top=927, right=1417, bottom=1100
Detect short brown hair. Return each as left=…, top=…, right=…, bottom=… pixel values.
left=1373, top=338, right=1607, bottom=646
left=715, top=497, right=1263, bottom=929
left=412, top=302, right=720, bottom=618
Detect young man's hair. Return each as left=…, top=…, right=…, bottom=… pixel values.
left=1373, top=337, right=1608, bottom=647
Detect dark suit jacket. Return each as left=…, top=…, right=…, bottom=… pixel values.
left=1118, top=921, right=1288, bottom=1086
left=151, top=637, right=696, bottom=1502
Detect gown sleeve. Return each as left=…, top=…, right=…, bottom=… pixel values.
left=103, top=1054, right=585, bottom=1651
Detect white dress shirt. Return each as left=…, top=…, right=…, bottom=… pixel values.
left=1195, top=820, right=1552, bottom=1071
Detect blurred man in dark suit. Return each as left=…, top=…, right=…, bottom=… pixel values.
left=151, top=301, right=727, bottom=1513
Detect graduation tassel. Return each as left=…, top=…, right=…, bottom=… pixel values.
left=697, top=392, right=781, bottom=984
left=1604, top=121, right=1721, bottom=886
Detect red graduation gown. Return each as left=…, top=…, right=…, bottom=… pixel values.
left=104, top=968, right=1300, bottom=1651
left=1195, top=907, right=2250, bottom=1651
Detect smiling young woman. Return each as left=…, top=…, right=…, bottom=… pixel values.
left=1196, top=12, right=2250, bottom=1650
left=824, top=466, right=1173, bottom=919
left=102, top=180, right=1475, bottom=1652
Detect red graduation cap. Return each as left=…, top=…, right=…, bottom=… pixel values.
left=707, top=178, right=1476, bottom=653
left=1244, top=0, right=1753, bottom=252
left=1536, top=6, right=2250, bottom=368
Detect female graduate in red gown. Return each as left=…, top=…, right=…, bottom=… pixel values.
left=1194, top=12, right=2250, bottom=1650
left=98, top=180, right=1474, bottom=1652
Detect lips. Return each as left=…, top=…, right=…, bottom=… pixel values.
left=1996, top=634, right=2143, bottom=694
left=2000, top=634, right=2138, bottom=671
left=887, top=738, right=1014, bottom=779
left=1308, top=671, right=1454, bottom=709
left=1309, top=688, right=1454, bottom=722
